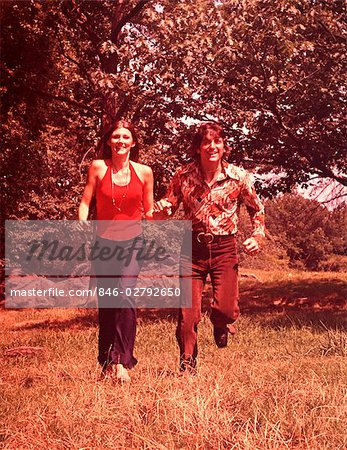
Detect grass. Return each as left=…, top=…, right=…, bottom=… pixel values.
left=1, top=270, right=346, bottom=449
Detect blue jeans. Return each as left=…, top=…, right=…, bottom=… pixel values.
left=93, top=235, right=144, bottom=369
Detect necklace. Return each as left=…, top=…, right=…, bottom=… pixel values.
left=111, top=165, right=130, bottom=212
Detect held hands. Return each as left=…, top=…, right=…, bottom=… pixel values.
left=242, top=237, right=260, bottom=255
left=153, top=199, right=173, bottom=219
left=76, top=220, right=90, bottom=233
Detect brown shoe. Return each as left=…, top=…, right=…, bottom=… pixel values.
left=213, top=327, right=228, bottom=348
left=213, top=324, right=237, bottom=348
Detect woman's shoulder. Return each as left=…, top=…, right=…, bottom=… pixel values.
left=131, top=161, right=153, bottom=175
left=90, top=159, right=108, bottom=168
left=89, top=159, right=109, bottom=172
left=88, top=159, right=108, bottom=179
left=130, top=161, right=153, bottom=184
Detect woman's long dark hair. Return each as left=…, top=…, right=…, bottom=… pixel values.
left=99, top=119, right=140, bottom=162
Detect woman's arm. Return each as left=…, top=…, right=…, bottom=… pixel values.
left=142, top=166, right=154, bottom=220
left=78, top=161, right=99, bottom=220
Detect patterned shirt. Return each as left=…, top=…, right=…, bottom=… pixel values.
left=163, top=160, right=265, bottom=238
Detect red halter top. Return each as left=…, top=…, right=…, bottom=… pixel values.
left=96, top=161, right=143, bottom=240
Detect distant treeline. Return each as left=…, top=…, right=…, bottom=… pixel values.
left=238, top=194, right=346, bottom=272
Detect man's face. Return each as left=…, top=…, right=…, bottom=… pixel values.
left=197, top=130, right=225, bottom=164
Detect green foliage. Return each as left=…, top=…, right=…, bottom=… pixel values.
left=325, top=204, right=347, bottom=255
left=136, top=0, right=346, bottom=192
left=237, top=206, right=290, bottom=271
left=238, top=193, right=346, bottom=271
left=264, top=194, right=346, bottom=270
left=1, top=1, right=346, bottom=220
left=319, top=255, right=347, bottom=272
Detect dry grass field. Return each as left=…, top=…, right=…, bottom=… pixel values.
left=1, top=270, right=346, bottom=449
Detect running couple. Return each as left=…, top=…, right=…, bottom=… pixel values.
left=78, top=120, right=265, bottom=382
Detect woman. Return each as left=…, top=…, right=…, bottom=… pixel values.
left=79, top=120, right=153, bottom=382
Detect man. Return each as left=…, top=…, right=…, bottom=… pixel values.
left=155, top=122, right=265, bottom=372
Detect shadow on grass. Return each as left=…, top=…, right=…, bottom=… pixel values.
left=10, top=310, right=98, bottom=332
left=137, top=308, right=178, bottom=323
left=238, top=277, right=346, bottom=314
left=254, top=310, right=347, bottom=331
left=202, top=276, right=346, bottom=331
left=5, top=276, right=346, bottom=331
left=8, top=308, right=178, bottom=332
left=138, top=275, right=346, bottom=329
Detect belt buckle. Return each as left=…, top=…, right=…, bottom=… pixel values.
left=197, top=232, right=214, bottom=244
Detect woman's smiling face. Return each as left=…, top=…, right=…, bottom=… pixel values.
left=108, top=127, right=135, bottom=157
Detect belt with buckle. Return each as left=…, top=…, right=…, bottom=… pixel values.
left=196, top=232, right=214, bottom=244
left=192, top=231, right=236, bottom=245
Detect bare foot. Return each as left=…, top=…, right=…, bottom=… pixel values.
left=227, top=324, right=237, bottom=335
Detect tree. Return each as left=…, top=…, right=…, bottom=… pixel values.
left=325, top=204, right=347, bottom=256
left=1, top=0, right=346, bottom=223
left=133, top=0, right=346, bottom=192
left=265, top=194, right=339, bottom=270
left=1, top=0, right=152, bottom=219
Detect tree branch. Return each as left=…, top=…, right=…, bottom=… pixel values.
left=62, top=1, right=103, bottom=50
left=111, top=0, right=151, bottom=44
left=57, top=40, right=95, bottom=89
left=3, top=64, right=99, bottom=116
left=319, top=192, right=347, bottom=204
left=255, top=101, right=347, bottom=186
left=316, top=19, right=346, bottom=44
left=278, top=68, right=322, bottom=97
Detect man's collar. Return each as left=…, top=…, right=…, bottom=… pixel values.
left=184, top=160, right=241, bottom=181
left=221, top=160, right=241, bottom=181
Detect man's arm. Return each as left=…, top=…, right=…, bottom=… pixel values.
left=154, top=169, right=182, bottom=219
left=240, top=171, right=265, bottom=254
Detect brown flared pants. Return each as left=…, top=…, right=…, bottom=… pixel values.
left=177, top=233, right=239, bottom=362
